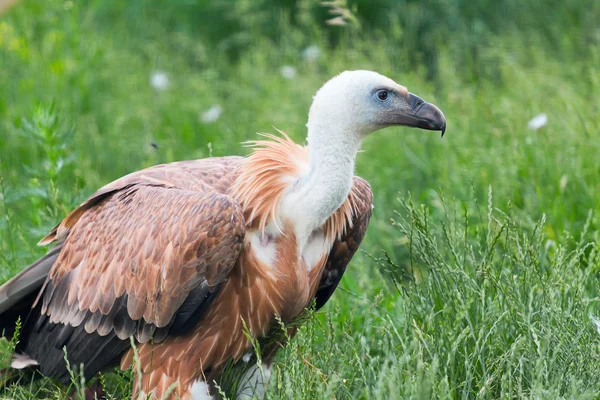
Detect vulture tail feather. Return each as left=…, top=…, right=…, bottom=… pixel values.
left=0, top=245, right=62, bottom=338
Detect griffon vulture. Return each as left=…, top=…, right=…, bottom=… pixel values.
left=0, top=70, right=446, bottom=399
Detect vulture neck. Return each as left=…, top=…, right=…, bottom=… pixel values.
left=292, top=121, right=363, bottom=235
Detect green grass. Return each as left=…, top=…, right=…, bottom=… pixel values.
left=1, top=0, right=600, bottom=398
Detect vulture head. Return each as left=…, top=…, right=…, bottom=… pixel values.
left=307, top=70, right=446, bottom=139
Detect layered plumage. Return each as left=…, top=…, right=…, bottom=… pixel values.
left=0, top=70, right=446, bottom=399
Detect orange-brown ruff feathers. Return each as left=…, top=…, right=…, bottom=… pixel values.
left=0, top=70, right=446, bottom=399
left=233, top=132, right=359, bottom=241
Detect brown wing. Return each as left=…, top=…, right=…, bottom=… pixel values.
left=11, top=157, right=245, bottom=383
left=315, top=177, right=373, bottom=310
left=41, top=186, right=245, bottom=333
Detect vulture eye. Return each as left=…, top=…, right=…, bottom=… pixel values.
left=376, top=89, right=389, bottom=102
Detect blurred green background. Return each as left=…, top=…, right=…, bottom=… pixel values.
left=1, top=0, right=600, bottom=398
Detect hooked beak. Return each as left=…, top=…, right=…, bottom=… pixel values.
left=392, top=93, right=447, bottom=137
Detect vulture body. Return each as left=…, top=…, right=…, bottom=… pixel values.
left=0, top=71, right=446, bottom=399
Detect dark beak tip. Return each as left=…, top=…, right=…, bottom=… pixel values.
left=405, top=93, right=447, bottom=137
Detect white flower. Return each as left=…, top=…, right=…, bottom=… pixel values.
left=590, top=314, right=600, bottom=335
left=559, top=175, right=568, bottom=192
left=360, top=336, right=367, bottom=347
left=200, top=105, right=223, bottom=123
left=326, top=16, right=347, bottom=26
left=279, top=65, right=297, bottom=80
left=150, top=71, right=169, bottom=91
left=544, top=239, right=556, bottom=251
left=302, top=45, right=321, bottom=62
left=527, top=113, right=548, bottom=130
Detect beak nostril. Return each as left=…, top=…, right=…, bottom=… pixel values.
left=408, top=93, right=426, bottom=111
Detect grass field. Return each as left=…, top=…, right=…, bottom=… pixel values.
left=1, top=0, right=600, bottom=398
